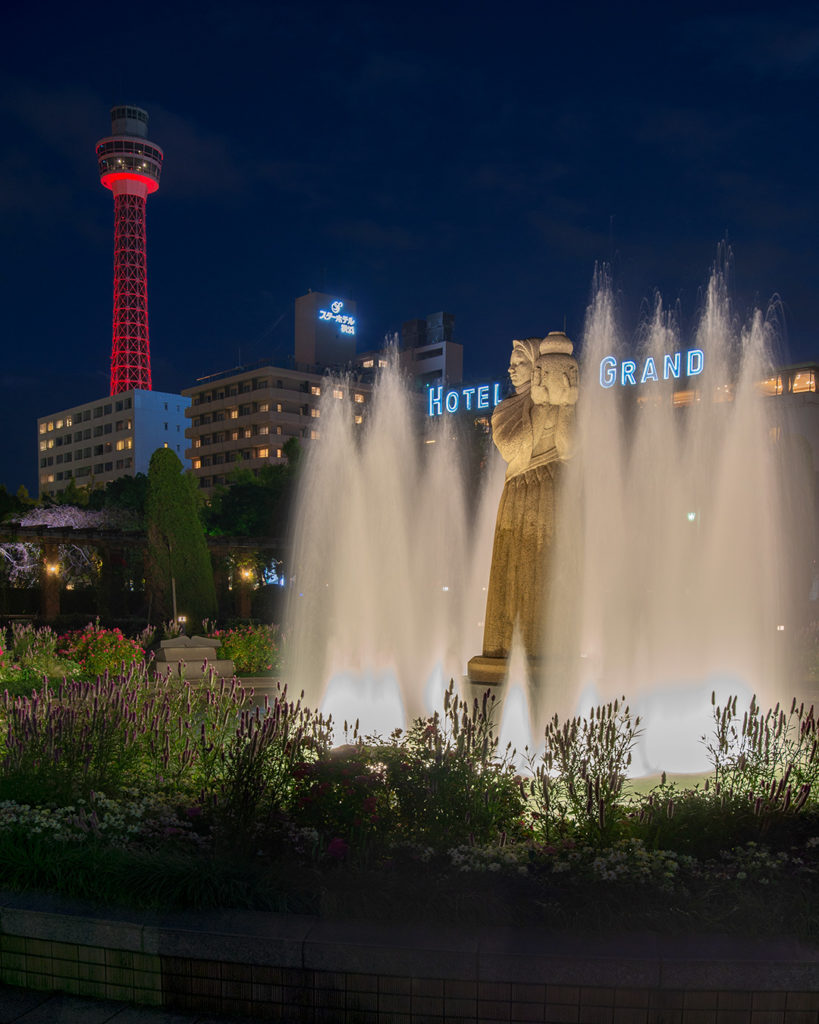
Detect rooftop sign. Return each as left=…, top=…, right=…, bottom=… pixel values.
left=318, top=300, right=356, bottom=336
left=600, top=349, right=704, bottom=389
left=428, top=382, right=502, bottom=416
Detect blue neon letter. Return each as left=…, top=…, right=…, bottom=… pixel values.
left=641, top=357, right=659, bottom=384
left=687, top=348, right=704, bottom=376
left=477, top=385, right=489, bottom=409
left=462, top=388, right=475, bottom=410
left=600, top=356, right=617, bottom=388
left=429, top=387, right=443, bottom=416
left=492, top=383, right=501, bottom=406
left=445, top=390, right=459, bottom=413
left=621, top=361, right=637, bottom=386
left=663, top=353, right=681, bottom=380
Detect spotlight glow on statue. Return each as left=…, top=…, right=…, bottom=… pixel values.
left=467, top=332, right=579, bottom=685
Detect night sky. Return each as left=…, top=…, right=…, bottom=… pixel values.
left=2, top=1, right=818, bottom=493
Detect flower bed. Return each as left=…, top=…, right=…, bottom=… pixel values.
left=0, top=664, right=815, bottom=938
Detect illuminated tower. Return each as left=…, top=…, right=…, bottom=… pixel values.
left=96, top=105, right=163, bottom=394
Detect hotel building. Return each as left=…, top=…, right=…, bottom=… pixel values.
left=37, top=390, right=189, bottom=496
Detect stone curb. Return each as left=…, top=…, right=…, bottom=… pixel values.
left=0, top=890, right=817, bottom=992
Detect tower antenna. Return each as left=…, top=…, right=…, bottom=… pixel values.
left=97, top=105, right=163, bottom=394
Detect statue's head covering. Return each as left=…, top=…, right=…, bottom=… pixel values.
left=539, top=331, right=574, bottom=356
left=511, top=337, right=541, bottom=365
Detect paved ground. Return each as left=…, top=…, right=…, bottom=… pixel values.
left=0, top=986, right=253, bottom=1024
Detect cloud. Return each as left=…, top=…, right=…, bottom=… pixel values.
left=683, top=11, right=819, bottom=79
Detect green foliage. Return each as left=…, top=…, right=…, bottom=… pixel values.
left=205, top=683, right=332, bottom=850
left=0, top=676, right=815, bottom=933
left=291, top=745, right=397, bottom=853
left=87, top=473, right=149, bottom=520
left=204, top=441, right=301, bottom=538
left=374, top=682, right=526, bottom=848
left=210, top=623, right=280, bottom=674
left=0, top=485, right=27, bottom=523
left=145, top=448, right=217, bottom=627
left=528, top=698, right=641, bottom=846
left=0, top=623, right=80, bottom=694
left=57, top=621, right=144, bottom=677
left=705, top=692, right=819, bottom=811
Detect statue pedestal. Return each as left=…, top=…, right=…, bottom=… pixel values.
left=466, top=655, right=508, bottom=686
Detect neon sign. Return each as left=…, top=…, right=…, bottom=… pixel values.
left=318, top=300, right=356, bottom=335
left=428, top=383, right=502, bottom=416
left=599, top=349, right=705, bottom=389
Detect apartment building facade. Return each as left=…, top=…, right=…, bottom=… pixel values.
left=37, top=389, right=189, bottom=497
left=183, top=362, right=370, bottom=496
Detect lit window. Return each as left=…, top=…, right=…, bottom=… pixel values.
left=333, top=389, right=343, bottom=400
left=311, top=429, right=320, bottom=439
left=56, top=419, right=63, bottom=429
left=355, top=415, right=363, bottom=425
left=378, top=359, right=387, bottom=367
left=259, top=402, right=269, bottom=412
left=277, top=403, right=283, bottom=413
left=311, top=385, right=321, bottom=396
left=311, top=408, right=320, bottom=418
left=363, top=359, right=374, bottom=369
left=47, top=439, right=54, bottom=449
left=65, top=416, right=72, bottom=427
left=792, top=370, right=816, bottom=394
left=39, top=440, right=46, bottom=451
left=258, top=447, right=269, bottom=459
left=231, top=430, right=239, bottom=441
left=229, top=409, right=238, bottom=419
left=47, top=421, right=54, bottom=431
left=758, top=375, right=784, bottom=396
left=672, top=390, right=698, bottom=407
left=193, top=458, right=201, bottom=469
left=39, top=423, right=46, bottom=434
left=259, top=425, right=269, bottom=435
left=354, top=393, right=364, bottom=404
left=276, top=448, right=283, bottom=458
left=194, top=439, right=201, bottom=448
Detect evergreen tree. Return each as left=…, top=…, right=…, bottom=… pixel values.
left=145, top=449, right=216, bottom=627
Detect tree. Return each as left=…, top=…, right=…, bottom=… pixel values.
left=87, top=473, right=149, bottom=521
left=145, top=449, right=216, bottom=627
left=204, top=440, right=302, bottom=540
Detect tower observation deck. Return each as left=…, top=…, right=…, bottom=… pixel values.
left=96, top=105, right=163, bottom=394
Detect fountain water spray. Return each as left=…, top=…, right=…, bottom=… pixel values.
left=286, top=266, right=810, bottom=772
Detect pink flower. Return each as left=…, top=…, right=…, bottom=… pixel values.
left=327, top=837, right=349, bottom=861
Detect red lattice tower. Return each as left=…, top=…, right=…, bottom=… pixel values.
left=96, top=105, right=163, bottom=394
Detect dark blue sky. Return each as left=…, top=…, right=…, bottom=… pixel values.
left=2, top=1, right=818, bottom=493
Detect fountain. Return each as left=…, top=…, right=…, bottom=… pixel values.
left=285, top=263, right=812, bottom=773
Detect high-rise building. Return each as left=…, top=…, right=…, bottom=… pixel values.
left=38, top=391, right=189, bottom=493
left=400, top=311, right=463, bottom=388
left=96, top=105, right=163, bottom=394
left=294, top=291, right=358, bottom=368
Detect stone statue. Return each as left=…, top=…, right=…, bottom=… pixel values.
left=467, top=332, right=578, bottom=684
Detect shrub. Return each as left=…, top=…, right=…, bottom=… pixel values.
left=57, top=621, right=144, bottom=678
left=0, top=623, right=80, bottom=693
left=291, top=744, right=397, bottom=855
left=203, top=683, right=332, bottom=850
left=376, top=682, right=526, bottom=848
left=527, top=697, right=641, bottom=846
left=210, top=624, right=280, bottom=675
left=705, top=693, right=819, bottom=811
